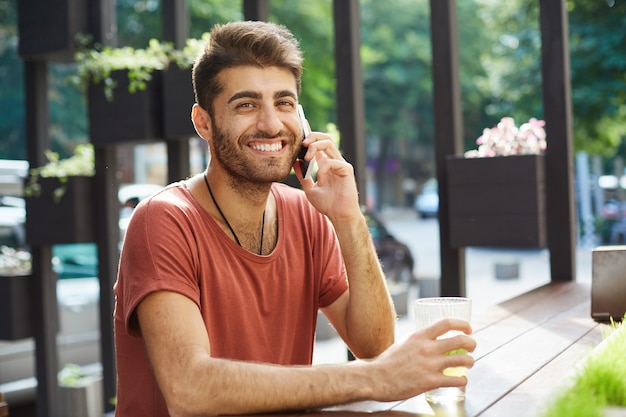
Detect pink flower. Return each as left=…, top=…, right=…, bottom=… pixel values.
left=465, top=117, right=547, bottom=158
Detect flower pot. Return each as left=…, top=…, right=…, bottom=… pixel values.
left=88, top=70, right=164, bottom=145
left=17, top=0, right=88, bottom=62
left=162, top=65, right=196, bottom=138
left=446, top=154, right=547, bottom=248
left=25, top=176, right=96, bottom=245
left=59, top=376, right=103, bottom=417
left=0, top=274, right=34, bottom=340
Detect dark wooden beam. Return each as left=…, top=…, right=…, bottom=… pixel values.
left=25, top=60, right=61, bottom=417
left=429, top=0, right=466, bottom=296
left=162, top=0, right=188, bottom=48
left=90, top=1, right=118, bottom=413
left=333, top=0, right=367, bottom=206
left=243, top=0, right=270, bottom=21
left=162, top=0, right=191, bottom=183
left=88, top=0, right=117, bottom=47
left=94, top=146, right=119, bottom=413
left=539, top=0, right=576, bottom=282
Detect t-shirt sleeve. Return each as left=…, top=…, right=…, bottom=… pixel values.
left=115, top=195, right=202, bottom=335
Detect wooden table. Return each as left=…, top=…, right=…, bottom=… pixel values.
left=256, top=281, right=606, bottom=417
left=394, top=281, right=606, bottom=417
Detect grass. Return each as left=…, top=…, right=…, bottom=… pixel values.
left=541, top=318, right=626, bottom=417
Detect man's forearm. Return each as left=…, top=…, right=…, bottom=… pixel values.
left=164, top=356, right=375, bottom=416
left=332, top=214, right=396, bottom=358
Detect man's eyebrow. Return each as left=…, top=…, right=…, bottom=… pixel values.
left=227, top=90, right=297, bottom=104
left=274, top=90, right=297, bottom=100
left=227, top=91, right=261, bottom=103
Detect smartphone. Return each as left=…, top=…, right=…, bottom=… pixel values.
left=297, top=104, right=314, bottom=179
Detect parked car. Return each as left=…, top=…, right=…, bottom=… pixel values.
left=364, top=210, right=417, bottom=285
left=414, top=178, right=439, bottom=218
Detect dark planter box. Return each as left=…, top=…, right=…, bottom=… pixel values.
left=162, top=65, right=196, bottom=138
left=0, top=274, right=33, bottom=340
left=25, top=176, right=96, bottom=245
left=17, top=0, right=88, bottom=62
left=446, top=154, right=547, bottom=248
left=88, top=70, right=163, bottom=145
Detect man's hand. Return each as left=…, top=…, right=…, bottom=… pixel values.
left=364, top=318, right=477, bottom=402
left=293, top=131, right=361, bottom=223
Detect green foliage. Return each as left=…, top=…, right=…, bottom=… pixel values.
left=568, top=0, right=626, bottom=158
left=541, top=320, right=626, bottom=417
left=58, top=363, right=98, bottom=388
left=188, top=0, right=243, bottom=39
left=271, top=0, right=335, bottom=133
left=72, top=34, right=208, bottom=101
left=24, top=143, right=95, bottom=202
left=476, top=0, right=626, bottom=158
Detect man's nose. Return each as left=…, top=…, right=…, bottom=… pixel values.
left=255, top=107, right=284, bottom=136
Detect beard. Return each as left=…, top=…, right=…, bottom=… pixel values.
left=210, top=119, right=300, bottom=187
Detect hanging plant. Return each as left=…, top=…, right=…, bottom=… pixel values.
left=71, top=33, right=209, bottom=101
left=24, top=143, right=95, bottom=202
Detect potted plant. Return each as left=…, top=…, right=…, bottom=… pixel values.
left=24, top=143, right=96, bottom=245
left=446, top=117, right=548, bottom=248
left=75, top=34, right=208, bottom=144
left=17, top=0, right=88, bottom=62
left=0, top=246, right=34, bottom=340
left=541, top=319, right=626, bottom=417
left=58, top=363, right=103, bottom=417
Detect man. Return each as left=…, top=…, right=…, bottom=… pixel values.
left=113, top=20, right=475, bottom=417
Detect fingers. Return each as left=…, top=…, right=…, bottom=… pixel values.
left=301, top=132, right=343, bottom=161
left=426, top=318, right=474, bottom=338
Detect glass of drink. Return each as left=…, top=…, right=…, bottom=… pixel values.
left=413, top=297, right=472, bottom=403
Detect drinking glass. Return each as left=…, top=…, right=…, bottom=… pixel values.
left=414, top=297, right=472, bottom=403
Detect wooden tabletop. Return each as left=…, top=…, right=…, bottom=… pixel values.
left=393, top=281, right=606, bottom=417
left=247, top=281, right=605, bottom=417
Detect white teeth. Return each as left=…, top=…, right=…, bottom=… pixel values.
left=253, top=143, right=282, bottom=152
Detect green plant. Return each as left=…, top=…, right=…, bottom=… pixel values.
left=0, top=246, right=31, bottom=275
left=24, top=143, right=95, bottom=202
left=541, top=318, right=626, bottom=417
left=72, top=33, right=209, bottom=101
left=58, top=363, right=99, bottom=388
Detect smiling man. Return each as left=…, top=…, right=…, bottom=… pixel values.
left=113, top=20, right=475, bottom=417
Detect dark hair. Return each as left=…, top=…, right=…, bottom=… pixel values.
left=192, top=21, right=304, bottom=116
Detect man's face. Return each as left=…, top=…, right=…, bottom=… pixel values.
left=209, top=66, right=304, bottom=184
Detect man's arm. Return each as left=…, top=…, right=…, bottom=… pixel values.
left=321, top=215, right=396, bottom=359
left=137, top=290, right=476, bottom=417
left=296, top=132, right=396, bottom=358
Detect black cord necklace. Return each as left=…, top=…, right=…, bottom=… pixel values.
left=203, top=173, right=265, bottom=255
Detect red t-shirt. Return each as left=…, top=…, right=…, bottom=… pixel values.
left=113, top=181, right=348, bottom=416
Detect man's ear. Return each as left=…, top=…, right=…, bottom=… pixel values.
left=191, top=104, right=212, bottom=139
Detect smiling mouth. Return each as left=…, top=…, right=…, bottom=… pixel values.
left=251, top=142, right=284, bottom=152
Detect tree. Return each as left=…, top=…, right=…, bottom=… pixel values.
left=360, top=0, right=492, bottom=207
left=568, top=0, right=626, bottom=158
left=270, top=0, right=335, bottom=133
left=475, top=0, right=626, bottom=159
